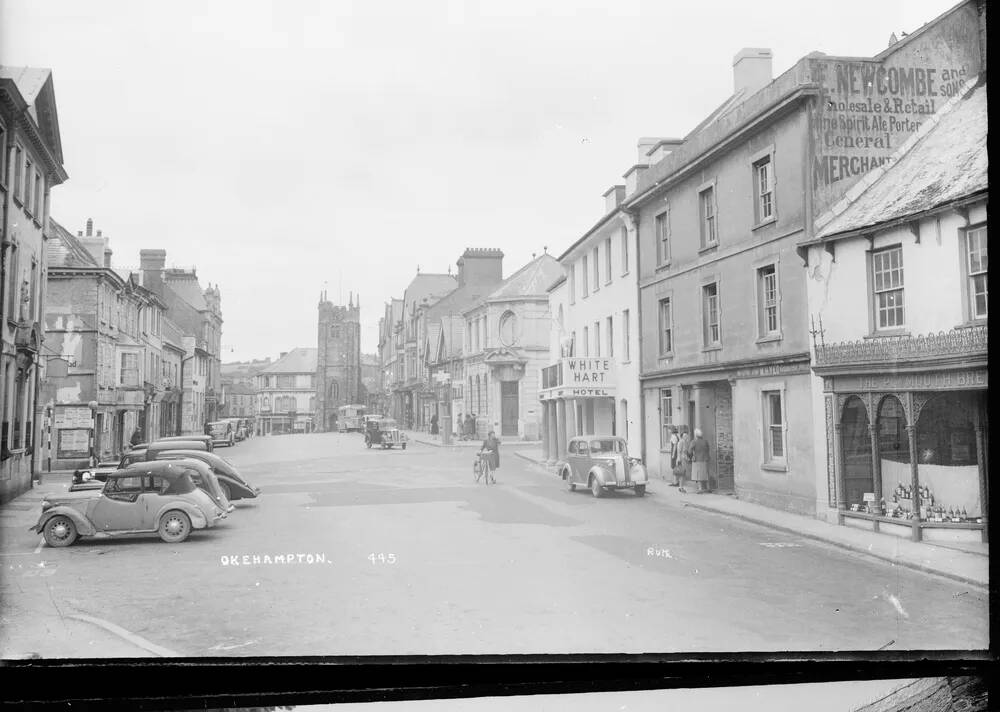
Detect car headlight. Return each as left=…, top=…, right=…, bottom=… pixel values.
left=41, top=500, right=51, bottom=510
left=81, top=472, right=93, bottom=481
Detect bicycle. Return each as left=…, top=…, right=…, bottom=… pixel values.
left=474, top=450, right=495, bottom=485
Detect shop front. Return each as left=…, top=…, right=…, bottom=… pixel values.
left=815, top=327, right=988, bottom=543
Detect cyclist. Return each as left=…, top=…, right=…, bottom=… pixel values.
left=479, top=430, right=500, bottom=483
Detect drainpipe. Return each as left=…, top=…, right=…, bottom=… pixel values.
left=177, top=353, right=195, bottom=435
left=624, top=208, right=647, bottom=463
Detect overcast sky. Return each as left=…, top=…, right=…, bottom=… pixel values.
left=1, top=0, right=957, bottom=360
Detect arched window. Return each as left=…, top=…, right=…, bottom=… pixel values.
left=262, top=396, right=270, bottom=410
left=330, top=381, right=340, bottom=402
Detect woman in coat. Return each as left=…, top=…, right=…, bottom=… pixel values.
left=689, top=428, right=711, bottom=493
left=481, top=430, right=500, bottom=471
left=676, top=426, right=691, bottom=493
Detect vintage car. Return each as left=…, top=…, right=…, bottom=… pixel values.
left=73, top=453, right=234, bottom=513
left=558, top=436, right=648, bottom=497
left=364, top=417, right=407, bottom=449
left=71, top=459, right=120, bottom=487
left=157, top=434, right=215, bottom=452
left=31, top=461, right=226, bottom=547
left=150, top=449, right=260, bottom=502
left=206, top=421, right=236, bottom=447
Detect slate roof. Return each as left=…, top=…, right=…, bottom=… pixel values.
left=164, top=273, right=209, bottom=311
left=812, top=80, right=987, bottom=242
left=260, top=347, right=318, bottom=374
left=486, top=254, right=562, bottom=300
left=439, top=315, right=465, bottom=360
left=46, top=218, right=100, bottom=268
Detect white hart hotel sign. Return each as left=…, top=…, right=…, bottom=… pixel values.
left=563, top=358, right=615, bottom=398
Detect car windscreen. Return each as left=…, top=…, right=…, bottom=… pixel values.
left=589, top=439, right=625, bottom=454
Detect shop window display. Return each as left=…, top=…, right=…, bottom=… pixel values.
left=841, top=397, right=873, bottom=510
left=914, top=392, right=982, bottom=522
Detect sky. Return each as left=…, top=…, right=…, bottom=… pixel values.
left=0, top=0, right=959, bottom=361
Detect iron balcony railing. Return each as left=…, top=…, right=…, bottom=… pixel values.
left=814, top=325, right=987, bottom=366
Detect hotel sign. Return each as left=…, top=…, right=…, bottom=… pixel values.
left=540, top=358, right=616, bottom=399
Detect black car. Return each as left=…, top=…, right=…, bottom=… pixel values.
left=148, top=450, right=260, bottom=502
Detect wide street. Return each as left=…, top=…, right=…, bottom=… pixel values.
left=0, top=432, right=989, bottom=658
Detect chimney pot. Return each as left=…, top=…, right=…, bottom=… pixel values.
left=85, top=218, right=93, bottom=237
left=77, top=231, right=83, bottom=237
left=97, top=229, right=102, bottom=237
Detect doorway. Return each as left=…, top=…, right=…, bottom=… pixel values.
left=501, top=381, right=519, bottom=436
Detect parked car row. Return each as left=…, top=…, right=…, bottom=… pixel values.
left=31, top=435, right=261, bottom=548
left=205, top=417, right=253, bottom=447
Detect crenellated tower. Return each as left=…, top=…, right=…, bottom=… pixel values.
left=315, top=290, right=362, bottom=431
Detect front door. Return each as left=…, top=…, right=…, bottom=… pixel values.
left=501, top=381, right=519, bottom=436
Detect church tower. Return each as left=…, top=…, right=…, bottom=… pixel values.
left=315, top=290, right=362, bottom=431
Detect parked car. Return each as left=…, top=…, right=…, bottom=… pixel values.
left=558, top=436, right=649, bottom=497
left=364, top=417, right=407, bottom=449
left=222, top=418, right=246, bottom=442
left=32, top=461, right=226, bottom=547
left=71, top=460, right=120, bottom=487
left=206, top=421, right=235, bottom=447
left=148, top=449, right=260, bottom=501
left=73, top=449, right=234, bottom=513
left=157, top=435, right=215, bottom=452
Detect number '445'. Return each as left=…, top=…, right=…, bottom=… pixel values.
left=368, top=553, right=396, bottom=564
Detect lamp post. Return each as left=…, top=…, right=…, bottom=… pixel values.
left=87, top=400, right=99, bottom=467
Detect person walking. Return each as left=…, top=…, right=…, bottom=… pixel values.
left=130, top=427, right=143, bottom=448
left=689, top=428, right=711, bottom=494
left=667, top=426, right=681, bottom=486
left=675, top=426, right=691, bottom=493
left=430, top=412, right=439, bottom=435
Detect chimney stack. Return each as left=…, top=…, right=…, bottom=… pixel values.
left=645, top=138, right=684, bottom=165
left=456, top=248, right=504, bottom=288
left=86, top=218, right=93, bottom=237
left=733, top=48, right=773, bottom=96
left=603, top=185, right=627, bottom=214
left=140, top=249, right=167, bottom=272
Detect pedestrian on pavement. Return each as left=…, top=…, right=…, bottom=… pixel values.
left=690, top=428, right=711, bottom=494
left=430, top=413, right=439, bottom=435
left=676, top=426, right=691, bottom=493
left=130, top=428, right=143, bottom=448
left=481, top=430, right=500, bottom=471
left=668, top=426, right=681, bottom=486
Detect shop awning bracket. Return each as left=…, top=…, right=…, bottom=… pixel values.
left=908, top=220, right=920, bottom=244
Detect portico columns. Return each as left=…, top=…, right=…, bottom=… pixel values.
left=555, top=399, right=567, bottom=460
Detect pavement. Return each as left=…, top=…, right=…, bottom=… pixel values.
left=0, top=432, right=988, bottom=659
left=511, top=446, right=989, bottom=589
left=403, top=428, right=542, bottom=449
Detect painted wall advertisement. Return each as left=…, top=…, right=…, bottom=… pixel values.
left=57, top=429, right=90, bottom=459
left=810, top=5, right=982, bottom=215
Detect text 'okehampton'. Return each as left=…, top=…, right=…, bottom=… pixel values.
left=220, top=553, right=329, bottom=566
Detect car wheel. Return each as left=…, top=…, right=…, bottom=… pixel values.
left=43, top=515, right=78, bottom=547
left=220, top=481, right=232, bottom=501
left=590, top=475, right=604, bottom=498
left=158, top=510, right=192, bottom=543
left=634, top=484, right=646, bottom=497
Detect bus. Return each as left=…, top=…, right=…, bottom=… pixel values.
left=336, top=404, right=367, bottom=433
